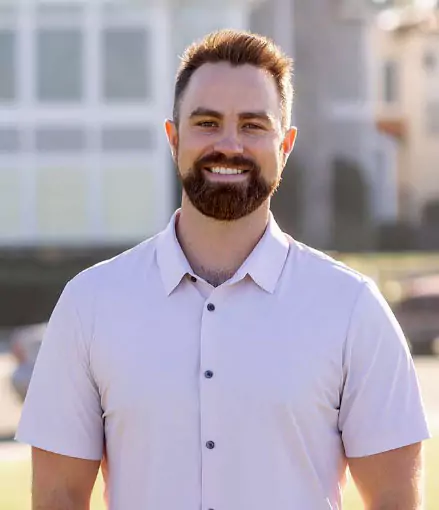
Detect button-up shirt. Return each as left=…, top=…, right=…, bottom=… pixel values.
left=16, top=211, right=431, bottom=509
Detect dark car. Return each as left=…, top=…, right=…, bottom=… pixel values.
left=9, top=323, right=46, bottom=401
left=393, top=275, right=439, bottom=356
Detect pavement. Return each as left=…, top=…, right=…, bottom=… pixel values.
left=1, top=349, right=438, bottom=461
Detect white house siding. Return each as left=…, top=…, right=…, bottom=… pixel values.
left=0, top=0, right=258, bottom=248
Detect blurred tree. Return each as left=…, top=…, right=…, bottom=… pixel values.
left=419, top=198, right=439, bottom=250
left=376, top=221, right=418, bottom=251
left=271, top=152, right=304, bottom=239
left=331, top=157, right=372, bottom=251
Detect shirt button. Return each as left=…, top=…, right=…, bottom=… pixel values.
left=206, top=441, right=215, bottom=449
left=207, top=303, right=215, bottom=312
left=204, top=370, right=214, bottom=379
left=190, top=276, right=197, bottom=283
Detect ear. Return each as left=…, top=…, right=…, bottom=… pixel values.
left=281, top=127, right=297, bottom=165
left=164, top=119, right=178, bottom=163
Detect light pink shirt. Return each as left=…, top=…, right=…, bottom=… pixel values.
left=16, top=211, right=431, bottom=509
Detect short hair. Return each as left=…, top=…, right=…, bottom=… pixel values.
left=173, top=29, right=294, bottom=132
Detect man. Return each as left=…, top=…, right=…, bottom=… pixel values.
left=16, top=30, right=430, bottom=510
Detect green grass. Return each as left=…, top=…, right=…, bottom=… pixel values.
left=1, top=437, right=438, bottom=509
left=335, top=252, right=439, bottom=303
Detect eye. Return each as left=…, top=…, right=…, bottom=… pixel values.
left=243, top=123, right=264, bottom=130
left=196, top=121, right=218, bottom=128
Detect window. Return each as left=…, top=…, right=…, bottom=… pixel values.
left=36, top=29, right=83, bottom=101
left=329, top=24, right=363, bottom=101
left=383, top=60, right=398, bottom=103
left=103, top=28, right=149, bottom=101
left=426, top=102, right=439, bottom=134
left=35, top=127, right=86, bottom=152
left=101, top=126, right=154, bottom=152
left=0, top=31, right=16, bottom=101
left=0, top=128, right=20, bottom=152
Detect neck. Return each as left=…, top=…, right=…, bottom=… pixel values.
left=176, top=194, right=270, bottom=286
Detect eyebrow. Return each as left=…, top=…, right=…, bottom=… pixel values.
left=189, top=107, right=275, bottom=125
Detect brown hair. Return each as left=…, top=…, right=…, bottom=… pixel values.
left=173, top=29, right=294, bottom=132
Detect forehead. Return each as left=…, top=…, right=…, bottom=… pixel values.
left=179, top=62, right=281, bottom=120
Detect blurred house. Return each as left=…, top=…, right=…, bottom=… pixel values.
left=251, top=0, right=402, bottom=250
left=0, top=0, right=257, bottom=326
left=373, top=2, right=439, bottom=248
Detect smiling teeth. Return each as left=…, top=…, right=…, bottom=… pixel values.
left=210, top=167, right=244, bottom=175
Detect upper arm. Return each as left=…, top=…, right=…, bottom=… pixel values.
left=348, top=442, right=424, bottom=509
left=32, top=447, right=100, bottom=508
left=338, top=281, right=430, bottom=458
left=16, top=281, right=104, bottom=461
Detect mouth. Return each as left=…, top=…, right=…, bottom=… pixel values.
left=204, top=166, right=250, bottom=176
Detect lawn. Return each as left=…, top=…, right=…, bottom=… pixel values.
left=335, top=252, right=439, bottom=303
left=1, top=437, right=438, bottom=509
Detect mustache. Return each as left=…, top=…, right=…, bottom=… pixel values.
left=194, top=152, right=259, bottom=173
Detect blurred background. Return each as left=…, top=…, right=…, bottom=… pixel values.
left=0, top=0, right=438, bottom=508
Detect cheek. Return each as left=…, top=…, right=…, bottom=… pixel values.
left=255, top=145, right=284, bottom=178
left=177, top=133, right=207, bottom=170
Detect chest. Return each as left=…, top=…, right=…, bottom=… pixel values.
left=90, top=284, right=346, bottom=420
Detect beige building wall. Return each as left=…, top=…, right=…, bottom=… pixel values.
left=374, top=17, right=439, bottom=224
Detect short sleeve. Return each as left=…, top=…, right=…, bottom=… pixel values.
left=338, top=280, right=431, bottom=458
left=15, top=280, right=104, bottom=460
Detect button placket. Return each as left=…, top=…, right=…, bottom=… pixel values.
left=200, top=292, right=223, bottom=510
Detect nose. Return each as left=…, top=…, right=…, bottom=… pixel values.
left=213, top=131, right=244, bottom=156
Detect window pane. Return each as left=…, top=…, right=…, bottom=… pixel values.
left=329, top=25, right=364, bottom=100
left=103, top=29, right=149, bottom=101
left=0, top=31, right=16, bottom=101
left=101, top=126, right=154, bottom=151
left=0, top=128, right=20, bottom=152
left=35, top=127, right=86, bottom=152
left=37, top=29, right=83, bottom=101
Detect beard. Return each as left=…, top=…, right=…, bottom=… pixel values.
left=177, top=151, right=281, bottom=221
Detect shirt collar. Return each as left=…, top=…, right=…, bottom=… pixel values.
left=156, top=210, right=291, bottom=296
left=233, top=212, right=291, bottom=294
left=156, top=210, right=194, bottom=296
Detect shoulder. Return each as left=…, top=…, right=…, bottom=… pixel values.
left=66, top=233, right=160, bottom=301
left=287, top=239, right=373, bottom=297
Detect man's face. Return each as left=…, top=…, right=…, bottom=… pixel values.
left=166, top=62, right=297, bottom=221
